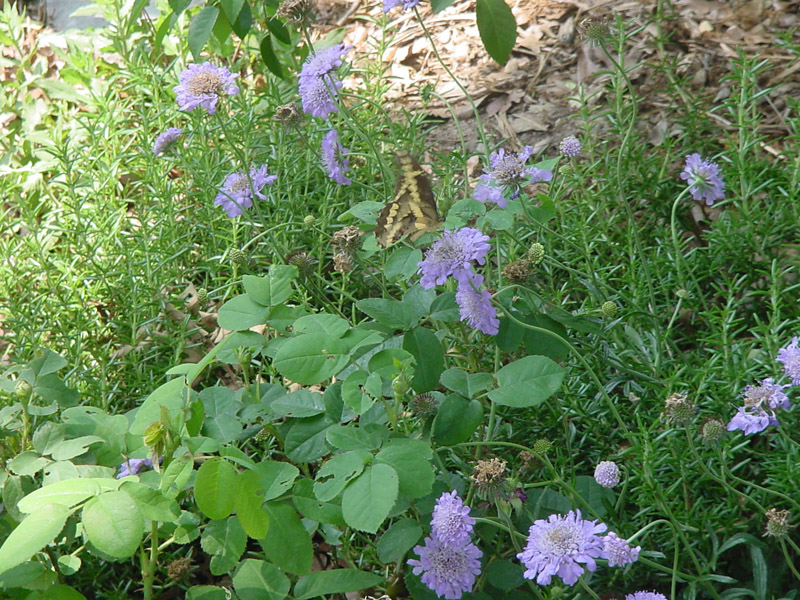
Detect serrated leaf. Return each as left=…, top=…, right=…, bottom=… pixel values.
left=377, top=518, right=422, bottom=563
left=294, top=569, right=384, bottom=600
left=488, top=355, right=565, bottom=407
left=82, top=492, right=143, bottom=558
left=194, top=458, right=237, bottom=520
left=375, top=440, right=433, bottom=498
left=0, top=503, right=70, bottom=574
left=201, top=517, right=247, bottom=575
left=341, top=464, right=398, bottom=533
left=234, top=471, right=270, bottom=539
left=314, top=450, right=371, bottom=502
left=234, top=559, right=290, bottom=600
left=260, top=503, right=312, bottom=575
left=432, top=395, right=483, bottom=445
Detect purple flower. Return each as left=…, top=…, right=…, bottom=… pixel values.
left=473, top=146, right=553, bottom=208
left=680, top=153, right=725, bottom=206
left=173, top=63, right=239, bottom=115
left=727, top=377, right=790, bottom=436
left=321, top=130, right=351, bottom=185
left=455, top=273, right=499, bottom=336
left=777, top=336, right=800, bottom=385
left=431, top=491, right=475, bottom=548
left=408, top=534, right=482, bottom=599
left=298, top=44, right=351, bottom=119
left=418, top=228, right=491, bottom=289
left=601, top=532, right=640, bottom=567
left=626, top=593, right=667, bottom=600
left=383, top=0, right=420, bottom=11
left=517, top=509, right=607, bottom=586
left=214, top=165, right=277, bottom=218
left=593, top=461, right=620, bottom=488
left=559, top=136, right=582, bottom=158
left=117, top=458, right=154, bottom=479
left=152, top=127, right=183, bottom=155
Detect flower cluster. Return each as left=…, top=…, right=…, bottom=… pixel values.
left=680, top=153, right=725, bottom=206
left=593, top=460, right=620, bottom=488
left=473, top=146, right=552, bottom=208
left=298, top=44, right=351, bottom=119
left=321, top=129, right=352, bottom=185
left=408, top=491, right=482, bottom=599
left=383, top=0, right=419, bottom=11
left=152, top=127, right=183, bottom=155
left=727, top=337, right=798, bottom=435
left=417, top=228, right=498, bottom=335
left=516, top=510, right=640, bottom=586
left=214, top=165, right=277, bottom=218
left=559, top=135, right=582, bottom=158
left=173, top=63, right=239, bottom=115
left=626, top=592, right=667, bottom=600
left=117, top=457, right=154, bottom=479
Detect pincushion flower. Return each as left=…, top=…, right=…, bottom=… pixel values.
left=152, top=128, right=183, bottom=155
left=431, top=491, right=475, bottom=548
left=408, top=534, right=482, bottom=599
left=298, top=44, right=351, bottom=119
left=517, top=509, right=606, bottom=586
left=593, top=460, right=620, bottom=488
left=117, top=458, right=154, bottom=479
left=473, top=146, right=553, bottom=208
left=777, top=336, right=800, bottom=385
left=321, top=129, right=352, bottom=185
left=383, top=0, right=420, bottom=11
left=455, top=273, right=499, bottom=336
left=626, top=592, right=667, bottom=600
left=601, top=532, right=640, bottom=567
left=680, top=153, right=725, bottom=205
left=173, top=63, right=239, bottom=114
left=559, top=135, right=582, bottom=157
left=417, top=228, right=491, bottom=288
left=214, top=165, right=277, bottom=218
left=727, top=378, right=790, bottom=435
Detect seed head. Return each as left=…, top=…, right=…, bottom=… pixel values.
left=533, top=439, right=552, bottom=455
left=276, top=0, right=316, bottom=22
left=333, top=251, right=353, bottom=273
left=167, top=557, right=192, bottom=581
left=332, top=225, right=362, bottom=252
left=580, top=19, right=611, bottom=45
left=229, top=247, right=247, bottom=266
left=409, top=392, right=438, bottom=417
left=700, top=417, right=726, bottom=442
left=471, top=457, right=508, bottom=498
left=273, top=102, right=300, bottom=123
left=601, top=300, right=618, bottom=318
left=764, top=508, right=792, bottom=538
left=287, top=250, right=315, bottom=276
left=503, top=259, right=532, bottom=283
left=662, top=392, right=696, bottom=425
left=527, top=242, right=545, bottom=265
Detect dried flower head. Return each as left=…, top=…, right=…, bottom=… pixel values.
left=173, top=62, right=239, bottom=114
left=764, top=508, right=792, bottom=538
left=503, top=259, right=532, bottom=283
left=518, top=450, right=536, bottom=471
left=287, top=250, right=316, bottom=275
left=332, top=225, right=362, bottom=252
left=410, top=392, right=438, bottom=417
left=276, top=0, right=315, bottom=21
left=601, top=300, right=618, bottom=318
left=527, top=242, right=545, bottom=265
left=662, top=392, right=695, bottom=425
left=167, top=557, right=192, bottom=581
left=333, top=251, right=354, bottom=273
left=273, top=102, right=300, bottom=124
left=471, top=458, right=508, bottom=497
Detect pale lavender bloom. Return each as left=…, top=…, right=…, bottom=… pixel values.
left=431, top=491, right=475, bottom=548
left=152, top=127, right=183, bottom=155
left=383, top=0, right=420, bottom=11
left=214, top=165, right=277, bottom=218
left=173, top=63, right=239, bottom=114
left=680, top=153, right=725, bottom=206
left=727, top=377, right=790, bottom=435
left=455, top=272, right=499, bottom=336
left=408, top=534, right=482, bottom=599
left=559, top=136, right=582, bottom=158
left=593, top=461, right=620, bottom=488
left=418, top=228, right=491, bottom=289
left=517, top=509, right=606, bottom=586
left=117, top=458, right=153, bottom=479
left=473, top=146, right=553, bottom=208
left=601, top=532, right=640, bottom=567
left=321, top=130, right=351, bottom=185
left=777, top=337, right=800, bottom=386
left=298, top=44, right=351, bottom=119
left=626, top=592, right=667, bottom=600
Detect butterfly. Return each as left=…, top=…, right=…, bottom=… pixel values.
left=374, top=152, right=442, bottom=247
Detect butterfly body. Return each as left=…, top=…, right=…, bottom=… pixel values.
left=375, top=152, right=442, bottom=247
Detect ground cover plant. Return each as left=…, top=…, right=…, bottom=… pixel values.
left=1, top=0, right=799, bottom=599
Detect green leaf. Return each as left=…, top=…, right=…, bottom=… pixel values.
left=218, top=294, right=272, bottom=331
left=194, top=458, right=237, bottom=520
left=260, top=34, right=288, bottom=80
left=57, top=555, right=81, bottom=576
left=0, top=562, right=55, bottom=589
left=403, top=327, right=444, bottom=393
left=429, top=292, right=460, bottom=322
left=439, top=368, right=494, bottom=399
left=82, top=491, right=143, bottom=558
left=161, top=455, right=194, bottom=499
left=188, top=6, right=220, bottom=60
left=524, top=488, right=571, bottom=520
left=169, top=0, right=191, bottom=13
left=432, top=395, right=484, bottom=445
left=314, top=450, right=371, bottom=502
left=186, top=586, right=229, bottom=600
left=377, top=518, right=422, bottom=564
left=32, top=422, right=65, bottom=455
left=384, top=247, right=423, bottom=281
left=120, top=482, right=180, bottom=522
left=50, top=435, right=104, bottom=461
left=272, top=389, right=326, bottom=418
left=0, top=503, right=70, bottom=574
left=430, top=0, right=457, bottom=12
left=234, top=471, right=270, bottom=539
left=252, top=460, right=300, bottom=501
left=480, top=209, right=514, bottom=231
left=574, top=476, right=614, bottom=518
left=201, top=517, right=247, bottom=575
left=294, top=313, right=350, bottom=337
left=522, top=315, right=569, bottom=362
left=291, top=480, right=345, bottom=526
left=488, top=356, right=565, bottom=407
left=8, top=451, right=48, bottom=476
left=368, top=348, right=414, bottom=380
left=402, top=286, right=436, bottom=320
left=357, top=298, right=420, bottom=330
left=294, top=569, right=384, bottom=600
left=273, top=334, right=350, bottom=385
left=129, top=376, right=189, bottom=436
left=260, top=503, right=312, bottom=575
left=486, top=560, right=526, bottom=590
left=284, top=415, right=334, bottom=463
left=342, top=371, right=377, bottom=415
left=34, top=373, right=78, bottom=407
left=244, top=266, right=297, bottom=307
left=375, top=440, right=433, bottom=499
left=220, top=0, right=249, bottom=38
left=475, top=0, right=516, bottom=65
left=234, top=559, right=290, bottom=600
left=29, top=349, right=68, bottom=376
left=341, top=464, right=398, bottom=533
left=326, top=424, right=388, bottom=451
left=17, top=477, right=120, bottom=513
left=266, top=18, right=291, bottom=44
